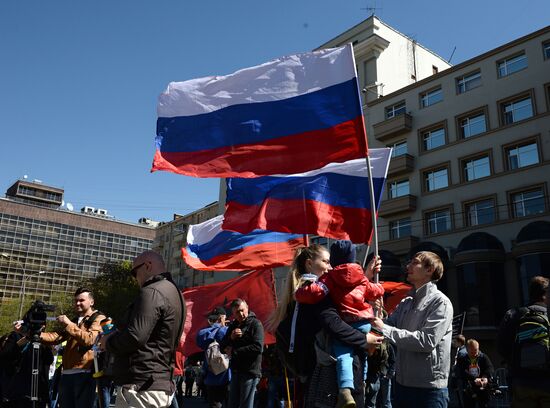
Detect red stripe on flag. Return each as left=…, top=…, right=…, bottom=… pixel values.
left=151, top=116, right=367, bottom=178
left=223, top=198, right=374, bottom=243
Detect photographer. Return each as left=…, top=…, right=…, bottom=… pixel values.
left=40, top=287, right=105, bottom=408
left=0, top=306, right=54, bottom=408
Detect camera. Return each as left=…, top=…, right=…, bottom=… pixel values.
left=22, top=300, right=56, bottom=338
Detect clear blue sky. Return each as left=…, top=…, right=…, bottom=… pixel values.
left=1, top=1, right=547, bottom=223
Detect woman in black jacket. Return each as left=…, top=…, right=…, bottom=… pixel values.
left=269, top=244, right=382, bottom=408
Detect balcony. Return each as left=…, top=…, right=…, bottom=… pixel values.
left=380, top=235, right=420, bottom=256
left=372, top=113, right=412, bottom=142
left=387, top=154, right=414, bottom=177
left=378, top=194, right=417, bottom=217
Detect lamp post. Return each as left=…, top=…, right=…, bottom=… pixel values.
left=0, top=252, right=44, bottom=318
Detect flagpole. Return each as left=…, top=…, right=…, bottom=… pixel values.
left=365, top=154, right=379, bottom=283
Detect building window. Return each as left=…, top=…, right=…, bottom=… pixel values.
left=500, top=95, right=533, bottom=125
left=498, top=52, right=528, bottom=77
left=544, top=41, right=550, bottom=60
left=390, top=218, right=412, bottom=239
left=422, top=127, right=446, bottom=151
left=456, top=71, right=481, bottom=94
left=511, top=187, right=546, bottom=218
left=389, top=140, right=407, bottom=157
left=458, top=111, right=487, bottom=138
left=424, top=167, right=449, bottom=192
left=420, top=87, right=443, bottom=108
left=385, top=101, right=406, bottom=119
left=388, top=180, right=410, bottom=199
left=505, top=141, right=539, bottom=170
left=426, top=208, right=452, bottom=234
left=462, top=155, right=491, bottom=181
left=465, top=198, right=496, bottom=226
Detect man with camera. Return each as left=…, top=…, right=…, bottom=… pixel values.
left=40, top=287, right=105, bottom=408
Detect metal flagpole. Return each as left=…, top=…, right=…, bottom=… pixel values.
left=364, top=154, right=379, bottom=283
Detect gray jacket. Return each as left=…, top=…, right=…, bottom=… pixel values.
left=382, top=281, right=453, bottom=389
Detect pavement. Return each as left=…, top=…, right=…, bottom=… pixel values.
left=175, top=396, right=208, bottom=408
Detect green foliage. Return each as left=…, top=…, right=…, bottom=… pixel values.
left=82, top=260, right=139, bottom=324
left=0, top=297, right=22, bottom=335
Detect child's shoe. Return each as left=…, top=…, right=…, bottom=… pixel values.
left=336, top=388, right=356, bottom=408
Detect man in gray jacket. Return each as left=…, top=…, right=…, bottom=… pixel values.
left=374, top=251, right=453, bottom=407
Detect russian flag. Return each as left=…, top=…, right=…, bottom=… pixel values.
left=222, top=148, right=392, bottom=244
left=182, top=215, right=304, bottom=271
left=152, top=44, right=367, bottom=178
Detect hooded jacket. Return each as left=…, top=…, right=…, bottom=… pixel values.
left=295, top=263, right=384, bottom=322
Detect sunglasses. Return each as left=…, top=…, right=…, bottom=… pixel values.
left=130, top=262, right=146, bottom=278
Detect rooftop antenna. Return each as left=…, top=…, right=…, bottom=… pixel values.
left=361, top=0, right=382, bottom=16
left=448, top=46, right=457, bottom=63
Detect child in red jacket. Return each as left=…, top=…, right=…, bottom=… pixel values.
left=295, top=240, right=384, bottom=408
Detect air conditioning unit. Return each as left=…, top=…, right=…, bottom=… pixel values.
left=81, top=206, right=95, bottom=214
left=96, top=208, right=108, bottom=216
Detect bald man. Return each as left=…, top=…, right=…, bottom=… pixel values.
left=102, top=251, right=185, bottom=408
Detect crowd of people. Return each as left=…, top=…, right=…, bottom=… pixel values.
left=0, top=245, right=548, bottom=408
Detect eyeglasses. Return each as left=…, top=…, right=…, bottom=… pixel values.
left=130, top=262, right=146, bottom=278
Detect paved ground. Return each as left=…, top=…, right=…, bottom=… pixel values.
left=175, top=396, right=208, bottom=408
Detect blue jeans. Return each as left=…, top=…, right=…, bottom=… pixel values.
left=228, top=371, right=259, bottom=408
left=365, top=375, right=380, bottom=408
left=58, top=372, right=97, bottom=408
left=332, top=321, right=371, bottom=389
left=394, top=383, right=448, bottom=408
left=377, top=376, right=392, bottom=408
left=96, top=376, right=112, bottom=408
left=267, top=375, right=284, bottom=408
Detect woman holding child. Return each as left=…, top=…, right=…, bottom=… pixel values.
left=269, top=242, right=383, bottom=408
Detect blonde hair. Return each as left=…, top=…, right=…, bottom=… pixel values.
left=267, top=244, right=327, bottom=331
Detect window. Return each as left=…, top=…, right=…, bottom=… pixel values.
left=458, top=111, right=487, bottom=138
left=465, top=198, right=496, bottom=226
left=506, top=141, right=540, bottom=169
left=456, top=71, right=481, bottom=94
left=389, top=180, right=410, bottom=198
left=420, top=87, right=443, bottom=108
left=501, top=95, right=533, bottom=125
left=389, top=140, right=407, bottom=157
left=390, top=218, right=412, bottom=239
left=462, top=155, right=491, bottom=181
left=544, top=41, right=550, bottom=60
left=421, top=127, right=446, bottom=151
left=511, top=187, right=546, bottom=218
left=426, top=208, right=452, bottom=234
left=424, top=167, right=449, bottom=192
left=498, top=53, right=528, bottom=77
left=385, top=101, right=406, bottom=119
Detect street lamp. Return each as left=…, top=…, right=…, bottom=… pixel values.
left=1, top=252, right=44, bottom=318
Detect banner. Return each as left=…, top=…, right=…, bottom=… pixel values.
left=181, top=269, right=277, bottom=356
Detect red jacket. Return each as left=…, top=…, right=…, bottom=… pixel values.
left=295, top=263, right=384, bottom=322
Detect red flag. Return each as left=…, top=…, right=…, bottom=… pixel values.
left=181, top=269, right=277, bottom=356
left=382, top=281, right=412, bottom=314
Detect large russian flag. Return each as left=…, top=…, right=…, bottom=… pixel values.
left=182, top=215, right=304, bottom=271
left=222, top=148, right=392, bottom=244
left=152, top=44, right=367, bottom=178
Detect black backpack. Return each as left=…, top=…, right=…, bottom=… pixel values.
left=513, top=306, right=550, bottom=372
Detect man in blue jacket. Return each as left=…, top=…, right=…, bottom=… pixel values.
left=196, top=306, right=231, bottom=408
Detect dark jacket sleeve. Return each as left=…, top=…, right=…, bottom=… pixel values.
left=480, top=353, right=494, bottom=378
left=107, top=286, right=161, bottom=355
left=232, top=319, right=264, bottom=360
left=316, top=297, right=367, bottom=351
left=497, top=308, right=518, bottom=363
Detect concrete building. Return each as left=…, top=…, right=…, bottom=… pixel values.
left=0, top=179, right=156, bottom=305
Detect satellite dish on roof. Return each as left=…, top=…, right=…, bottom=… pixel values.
left=67, top=203, right=74, bottom=211
left=62, top=200, right=65, bottom=207
left=23, top=175, right=28, bottom=180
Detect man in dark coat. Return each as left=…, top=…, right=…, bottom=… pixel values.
left=456, top=339, right=494, bottom=408
left=221, top=298, right=264, bottom=408
left=101, top=250, right=185, bottom=408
